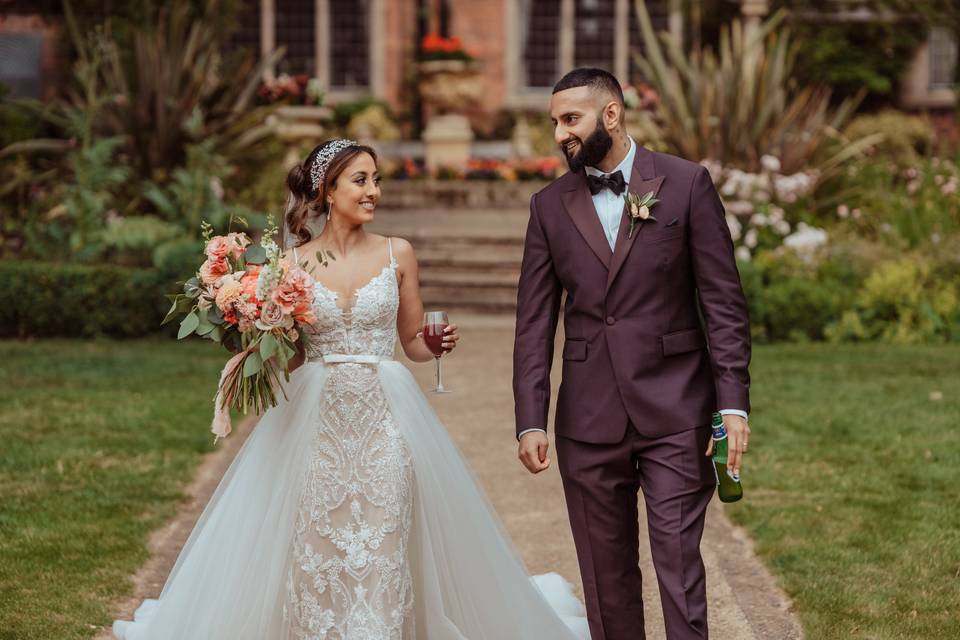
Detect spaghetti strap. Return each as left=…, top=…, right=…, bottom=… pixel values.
left=292, top=245, right=298, bottom=264
left=387, top=237, right=395, bottom=265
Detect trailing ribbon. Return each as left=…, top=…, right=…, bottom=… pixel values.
left=210, top=346, right=255, bottom=443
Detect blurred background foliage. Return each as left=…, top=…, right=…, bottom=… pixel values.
left=0, top=0, right=958, bottom=343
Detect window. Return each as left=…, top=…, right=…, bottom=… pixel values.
left=227, top=0, right=262, bottom=57
left=330, top=0, right=370, bottom=89
left=275, top=0, right=316, bottom=76
left=574, top=0, right=615, bottom=71
left=929, top=26, right=958, bottom=90
left=508, top=0, right=675, bottom=105
left=523, top=0, right=561, bottom=88
left=0, top=33, right=42, bottom=99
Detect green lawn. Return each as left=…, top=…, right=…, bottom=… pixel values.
left=0, top=339, right=225, bottom=640
left=734, top=344, right=960, bottom=639
left=0, top=341, right=957, bottom=639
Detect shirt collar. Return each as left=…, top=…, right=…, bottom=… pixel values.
left=585, top=137, right=637, bottom=186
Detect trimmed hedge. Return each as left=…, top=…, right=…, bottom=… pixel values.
left=0, top=260, right=171, bottom=338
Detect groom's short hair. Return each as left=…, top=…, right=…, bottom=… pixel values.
left=552, top=68, right=624, bottom=106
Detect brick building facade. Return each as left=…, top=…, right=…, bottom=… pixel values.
left=0, top=0, right=956, bottom=121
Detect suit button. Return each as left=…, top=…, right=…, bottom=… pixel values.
left=606, top=316, right=616, bottom=325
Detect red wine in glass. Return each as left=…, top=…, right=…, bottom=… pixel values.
left=423, top=311, right=452, bottom=393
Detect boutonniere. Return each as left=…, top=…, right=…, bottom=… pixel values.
left=623, top=191, right=660, bottom=239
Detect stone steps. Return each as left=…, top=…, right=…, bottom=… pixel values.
left=369, top=209, right=528, bottom=314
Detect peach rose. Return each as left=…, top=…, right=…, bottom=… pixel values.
left=205, top=236, right=230, bottom=260
left=292, top=300, right=317, bottom=326
left=240, top=265, right=261, bottom=301
left=199, top=257, right=230, bottom=285
left=215, top=279, right=244, bottom=311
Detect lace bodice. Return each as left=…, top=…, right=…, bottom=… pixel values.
left=296, top=239, right=400, bottom=360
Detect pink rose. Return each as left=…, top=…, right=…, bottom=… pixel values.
left=283, top=265, right=314, bottom=294
left=199, top=257, right=230, bottom=285
left=205, top=236, right=230, bottom=260
left=255, top=299, right=293, bottom=331
left=292, top=300, right=317, bottom=326
left=270, top=284, right=298, bottom=313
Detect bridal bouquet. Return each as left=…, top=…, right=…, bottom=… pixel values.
left=163, top=218, right=316, bottom=443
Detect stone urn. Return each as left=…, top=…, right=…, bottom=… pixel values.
left=267, top=105, right=333, bottom=168
left=418, top=60, right=483, bottom=171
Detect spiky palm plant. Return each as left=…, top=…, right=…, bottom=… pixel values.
left=631, top=1, right=881, bottom=175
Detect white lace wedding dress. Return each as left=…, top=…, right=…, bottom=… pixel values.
left=113, top=239, right=589, bottom=639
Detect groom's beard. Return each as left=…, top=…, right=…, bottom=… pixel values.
left=561, top=118, right=613, bottom=173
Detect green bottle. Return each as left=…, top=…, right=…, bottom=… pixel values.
left=711, top=412, right=743, bottom=503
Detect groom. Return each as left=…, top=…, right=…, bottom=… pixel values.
left=513, top=68, right=752, bottom=640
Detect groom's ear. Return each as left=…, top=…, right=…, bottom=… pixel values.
left=601, top=99, right=624, bottom=131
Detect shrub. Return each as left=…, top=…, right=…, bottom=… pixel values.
left=844, top=110, right=936, bottom=166
left=739, top=249, right=852, bottom=342
left=826, top=257, right=960, bottom=344
left=0, top=261, right=169, bottom=338
left=815, top=153, right=960, bottom=249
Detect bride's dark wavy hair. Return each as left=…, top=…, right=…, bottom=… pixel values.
left=282, top=140, right=379, bottom=248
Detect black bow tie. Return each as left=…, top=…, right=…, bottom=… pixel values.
left=586, top=170, right=626, bottom=196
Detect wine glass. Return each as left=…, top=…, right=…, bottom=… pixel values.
left=422, top=311, right=452, bottom=393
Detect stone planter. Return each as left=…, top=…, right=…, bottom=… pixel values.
left=267, top=105, right=333, bottom=166
left=418, top=60, right=483, bottom=171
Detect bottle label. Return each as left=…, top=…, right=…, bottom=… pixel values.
left=712, top=424, right=727, bottom=440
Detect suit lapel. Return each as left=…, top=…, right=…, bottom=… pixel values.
left=561, top=173, right=612, bottom=269
left=605, top=147, right=665, bottom=294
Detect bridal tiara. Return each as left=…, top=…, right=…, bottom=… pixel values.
left=310, top=138, right=358, bottom=192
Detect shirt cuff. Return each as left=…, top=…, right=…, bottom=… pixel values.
left=517, top=428, right=547, bottom=440
left=718, top=409, right=749, bottom=420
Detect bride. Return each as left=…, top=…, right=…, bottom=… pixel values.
left=112, top=139, right=589, bottom=639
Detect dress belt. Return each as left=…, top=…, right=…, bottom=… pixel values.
left=320, top=354, right=394, bottom=364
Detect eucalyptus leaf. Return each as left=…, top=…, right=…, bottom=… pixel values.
left=244, top=245, right=267, bottom=264
left=183, top=277, right=202, bottom=298
left=177, top=296, right=194, bottom=312
left=162, top=297, right=182, bottom=325
left=208, top=325, right=224, bottom=342
left=177, top=311, right=200, bottom=339
left=243, top=351, right=263, bottom=377
left=260, top=333, right=278, bottom=360
left=208, top=306, right=225, bottom=325
left=196, top=313, right=215, bottom=336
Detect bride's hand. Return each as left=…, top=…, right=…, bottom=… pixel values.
left=442, top=324, right=460, bottom=353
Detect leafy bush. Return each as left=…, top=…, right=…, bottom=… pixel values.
left=739, top=249, right=853, bottom=342
left=785, top=20, right=928, bottom=106
left=98, top=216, right=184, bottom=267
left=0, top=261, right=170, bottom=338
left=844, top=110, right=935, bottom=166
left=814, top=154, right=960, bottom=249
left=826, top=256, right=960, bottom=344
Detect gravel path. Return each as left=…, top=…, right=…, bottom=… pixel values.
left=100, top=315, right=803, bottom=639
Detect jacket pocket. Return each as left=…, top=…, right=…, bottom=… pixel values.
left=661, top=328, right=706, bottom=356
left=562, top=338, right=587, bottom=361
left=642, top=224, right=683, bottom=244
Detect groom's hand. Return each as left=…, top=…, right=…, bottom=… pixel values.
left=518, top=431, right=551, bottom=474
left=705, top=415, right=750, bottom=477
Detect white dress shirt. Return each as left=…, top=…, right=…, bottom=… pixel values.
left=517, top=138, right=748, bottom=439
